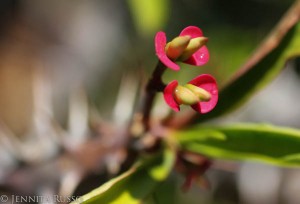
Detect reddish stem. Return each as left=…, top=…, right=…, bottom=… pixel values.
left=142, top=61, right=166, bottom=131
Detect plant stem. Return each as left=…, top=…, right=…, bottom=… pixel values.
left=142, top=61, right=166, bottom=131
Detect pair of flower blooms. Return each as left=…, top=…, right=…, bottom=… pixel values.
left=155, top=26, right=218, bottom=114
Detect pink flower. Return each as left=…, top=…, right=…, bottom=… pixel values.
left=155, top=26, right=210, bottom=71
left=163, top=74, right=218, bottom=113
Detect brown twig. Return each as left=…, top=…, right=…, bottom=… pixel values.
left=233, top=0, right=300, bottom=80
left=141, top=61, right=166, bottom=131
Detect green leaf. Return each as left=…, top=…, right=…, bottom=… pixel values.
left=176, top=124, right=300, bottom=167
left=192, top=2, right=300, bottom=123
left=75, top=148, right=175, bottom=204
left=144, top=174, right=177, bottom=204
left=148, top=148, right=176, bottom=181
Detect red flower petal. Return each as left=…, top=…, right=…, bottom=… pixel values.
left=184, top=46, right=210, bottom=66
left=180, top=26, right=203, bottom=38
left=179, top=26, right=210, bottom=66
left=155, top=31, right=180, bottom=71
left=189, top=74, right=218, bottom=114
left=163, top=80, right=180, bottom=112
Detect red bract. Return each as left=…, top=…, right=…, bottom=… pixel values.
left=155, top=26, right=210, bottom=71
left=163, top=74, right=218, bottom=113
left=163, top=80, right=180, bottom=111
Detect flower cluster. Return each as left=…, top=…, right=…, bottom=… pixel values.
left=155, top=26, right=218, bottom=113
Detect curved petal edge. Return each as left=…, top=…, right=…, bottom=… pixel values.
left=155, top=31, right=180, bottom=71
left=163, top=80, right=180, bottom=112
left=189, top=74, right=218, bottom=114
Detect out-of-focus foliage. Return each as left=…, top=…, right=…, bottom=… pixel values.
left=127, top=0, right=170, bottom=37
left=77, top=148, right=175, bottom=204
left=177, top=124, right=300, bottom=167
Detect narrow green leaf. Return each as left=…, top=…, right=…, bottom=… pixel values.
left=149, top=148, right=176, bottom=181
left=176, top=124, right=300, bottom=167
left=192, top=2, right=300, bottom=123
left=75, top=148, right=175, bottom=204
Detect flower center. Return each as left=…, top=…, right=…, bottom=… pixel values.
left=179, top=37, right=208, bottom=61
left=165, top=36, right=191, bottom=60
left=165, top=36, right=208, bottom=61
left=174, top=84, right=211, bottom=105
left=184, top=84, right=211, bottom=101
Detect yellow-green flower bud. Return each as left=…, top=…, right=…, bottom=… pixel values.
left=184, top=84, right=211, bottom=102
left=179, top=37, right=208, bottom=61
left=165, top=36, right=191, bottom=60
left=174, top=85, right=199, bottom=105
